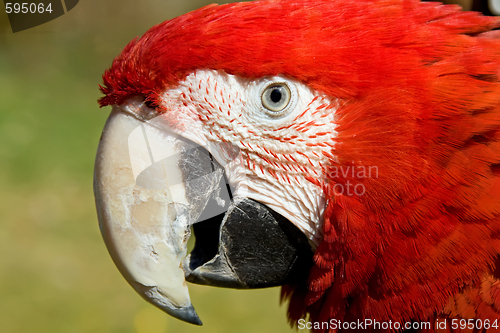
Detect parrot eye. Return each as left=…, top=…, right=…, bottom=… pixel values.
left=261, top=82, right=292, bottom=114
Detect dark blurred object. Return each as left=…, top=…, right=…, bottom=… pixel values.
left=437, top=0, right=500, bottom=15
left=471, top=0, right=495, bottom=15
left=484, top=0, right=500, bottom=15
left=5, top=0, right=80, bottom=33
left=440, top=0, right=473, bottom=11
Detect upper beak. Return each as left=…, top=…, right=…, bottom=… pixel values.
left=94, top=100, right=312, bottom=325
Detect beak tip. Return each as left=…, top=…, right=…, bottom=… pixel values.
left=138, top=285, right=203, bottom=326
left=166, top=304, right=203, bottom=326
left=183, top=305, right=203, bottom=326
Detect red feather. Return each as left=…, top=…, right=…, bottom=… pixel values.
left=100, top=0, right=500, bottom=331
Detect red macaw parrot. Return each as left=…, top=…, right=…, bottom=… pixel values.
left=94, top=0, right=500, bottom=331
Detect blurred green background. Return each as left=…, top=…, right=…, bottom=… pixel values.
left=0, top=1, right=293, bottom=332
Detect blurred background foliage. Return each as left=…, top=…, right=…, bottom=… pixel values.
left=0, top=1, right=291, bottom=332
left=0, top=0, right=490, bottom=332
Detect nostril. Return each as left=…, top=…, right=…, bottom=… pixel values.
left=144, top=97, right=158, bottom=109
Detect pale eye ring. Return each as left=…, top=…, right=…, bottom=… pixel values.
left=261, top=82, right=291, bottom=113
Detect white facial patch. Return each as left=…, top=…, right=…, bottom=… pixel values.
left=158, top=69, right=337, bottom=247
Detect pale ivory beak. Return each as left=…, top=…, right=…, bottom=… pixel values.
left=93, top=101, right=225, bottom=325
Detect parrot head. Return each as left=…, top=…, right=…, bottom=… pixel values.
left=95, top=0, right=500, bottom=330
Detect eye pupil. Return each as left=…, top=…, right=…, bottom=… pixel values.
left=261, top=82, right=292, bottom=114
left=270, top=88, right=282, bottom=103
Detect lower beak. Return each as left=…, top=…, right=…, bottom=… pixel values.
left=94, top=102, right=312, bottom=325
